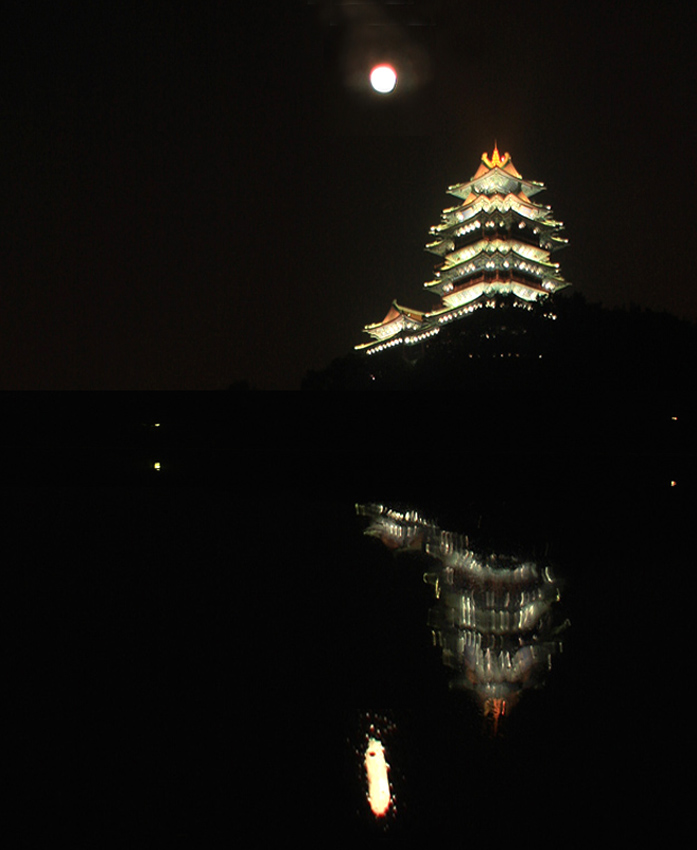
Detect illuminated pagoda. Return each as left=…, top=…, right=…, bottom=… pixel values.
left=355, top=145, right=570, bottom=356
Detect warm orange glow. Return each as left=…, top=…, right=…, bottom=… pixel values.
left=365, top=738, right=391, bottom=817
left=483, top=697, right=507, bottom=735
left=482, top=143, right=511, bottom=169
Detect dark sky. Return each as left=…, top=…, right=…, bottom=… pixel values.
left=2, top=1, right=694, bottom=389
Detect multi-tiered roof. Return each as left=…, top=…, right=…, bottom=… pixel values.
left=356, top=145, right=570, bottom=355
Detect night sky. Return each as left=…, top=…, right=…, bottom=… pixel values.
left=3, top=1, right=694, bottom=389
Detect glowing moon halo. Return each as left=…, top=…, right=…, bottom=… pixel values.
left=370, top=64, right=397, bottom=94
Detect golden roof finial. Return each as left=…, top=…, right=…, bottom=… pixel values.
left=482, top=142, right=510, bottom=169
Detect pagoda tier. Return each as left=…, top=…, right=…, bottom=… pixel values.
left=355, top=145, right=570, bottom=355
left=425, top=204, right=567, bottom=256
left=425, top=240, right=565, bottom=298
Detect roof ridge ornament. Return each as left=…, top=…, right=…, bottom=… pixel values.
left=482, top=143, right=511, bottom=169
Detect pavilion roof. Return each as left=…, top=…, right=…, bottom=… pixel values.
left=362, top=300, right=426, bottom=330
left=434, top=194, right=558, bottom=234
left=448, top=146, right=545, bottom=200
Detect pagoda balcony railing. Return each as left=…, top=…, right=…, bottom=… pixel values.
left=451, top=229, right=546, bottom=254
left=446, top=271, right=546, bottom=294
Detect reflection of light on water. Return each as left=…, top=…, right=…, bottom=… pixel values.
left=357, top=503, right=569, bottom=735
left=483, top=697, right=507, bottom=736
left=356, top=503, right=430, bottom=551
left=353, top=711, right=399, bottom=823
left=365, top=737, right=391, bottom=816
left=426, top=547, right=567, bottom=735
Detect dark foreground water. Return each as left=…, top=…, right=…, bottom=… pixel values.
left=11, top=448, right=692, bottom=843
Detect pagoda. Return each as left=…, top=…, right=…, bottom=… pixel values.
left=355, top=145, right=570, bottom=356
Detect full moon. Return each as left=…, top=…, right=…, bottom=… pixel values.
left=370, top=64, right=397, bottom=94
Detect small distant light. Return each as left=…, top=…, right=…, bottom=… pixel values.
left=154, top=462, right=161, bottom=471
left=671, top=416, right=678, bottom=421
left=670, top=480, right=677, bottom=487
left=154, top=423, right=161, bottom=427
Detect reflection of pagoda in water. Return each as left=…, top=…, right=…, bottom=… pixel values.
left=357, top=503, right=568, bottom=733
